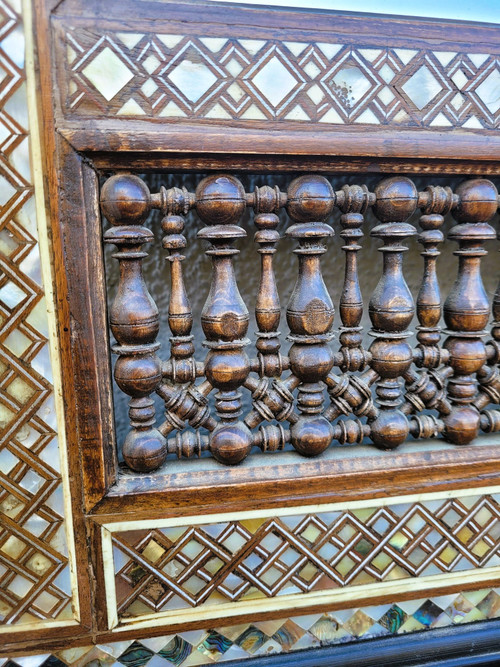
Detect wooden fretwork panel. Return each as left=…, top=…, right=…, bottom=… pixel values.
left=100, top=174, right=500, bottom=472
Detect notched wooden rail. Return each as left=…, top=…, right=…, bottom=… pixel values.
left=100, top=174, right=500, bottom=472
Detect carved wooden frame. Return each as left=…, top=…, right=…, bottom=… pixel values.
left=12, top=0, right=500, bottom=653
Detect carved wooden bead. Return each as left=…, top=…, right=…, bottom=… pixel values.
left=114, top=353, right=162, bottom=397
left=205, top=349, right=250, bottom=390
left=195, top=174, right=246, bottom=225
left=289, top=343, right=334, bottom=382
left=123, top=427, right=166, bottom=473
left=290, top=415, right=333, bottom=457
left=372, top=176, right=418, bottom=223
left=369, top=339, right=413, bottom=378
left=370, top=410, right=409, bottom=449
left=100, top=173, right=152, bottom=226
left=286, top=175, right=335, bottom=222
left=210, top=422, right=253, bottom=465
left=452, top=179, right=498, bottom=224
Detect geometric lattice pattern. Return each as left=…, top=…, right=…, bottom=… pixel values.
left=2, top=588, right=500, bottom=666
left=112, top=495, right=500, bottom=620
left=64, top=29, right=500, bottom=129
left=0, top=0, right=72, bottom=627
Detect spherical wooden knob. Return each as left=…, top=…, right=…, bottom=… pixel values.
left=453, top=179, right=498, bottom=223
left=370, top=410, right=409, bottom=449
left=373, top=177, right=418, bottom=222
left=291, top=415, right=334, bottom=457
left=286, top=175, right=334, bottom=222
left=195, top=174, right=246, bottom=225
left=444, top=406, right=480, bottom=445
left=289, top=343, right=334, bottom=382
left=369, top=339, right=413, bottom=378
left=210, top=422, right=253, bottom=465
left=123, top=428, right=166, bottom=472
left=204, top=349, right=250, bottom=390
left=114, top=354, right=162, bottom=397
left=100, top=174, right=151, bottom=226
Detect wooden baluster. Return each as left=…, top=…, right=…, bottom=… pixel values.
left=442, top=179, right=497, bottom=445
left=415, top=185, right=453, bottom=365
left=286, top=175, right=336, bottom=457
left=252, top=185, right=286, bottom=377
left=368, top=177, right=417, bottom=449
left=101, top=174, right=166, bottom=472
left=336, top=183, right=373, bottom=372
left=196, top=174, right=253, bottom=465
left=160, top=185, right=197, bottom=383
left=475, top=214, right=500, bottom=433
left=401, top=186, right=454, bottom=424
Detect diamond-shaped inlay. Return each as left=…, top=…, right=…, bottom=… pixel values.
left=251, top=56, right=299, bottom=107
left=226, top=58, right=243, bottom=77
left=452, top=69, right=468, bottom=90
left=475, top=68, right=500, bottom=114
left=402, top=65, right=442, bottom=110
left=82, top=46, right=134, bottom=101
left=379, top=63, right=396, bottom=83
left=331, top=65, right=371, bottom=107
left=168, top=58, right=217, bottom=103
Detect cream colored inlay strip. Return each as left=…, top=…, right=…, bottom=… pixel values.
left=109, top=566, right=500, bottom=632
left=23, top=0, right=80, bottom=624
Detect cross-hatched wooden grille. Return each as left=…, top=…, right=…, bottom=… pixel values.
left=0, top=0, right=72, bottom=627
left=112, top=495, right=500, bottom=618
left=64, top=29, right=500, bottom=130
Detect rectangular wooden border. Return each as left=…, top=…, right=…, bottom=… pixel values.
left=12, top=0, right=500, bottom=654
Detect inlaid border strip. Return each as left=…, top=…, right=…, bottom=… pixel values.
left=101, top=485, right=500, bottom=632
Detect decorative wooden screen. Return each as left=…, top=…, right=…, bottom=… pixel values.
left=100, top=173, right=500, bottom=471
left=4, top=0, right=500, bottom=663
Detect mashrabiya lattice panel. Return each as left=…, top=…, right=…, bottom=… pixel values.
left=64, top=28, right=500, bottom=129
left=2, top=588, right=500, bottom=666
left=111, top=494, right=500, bottom=620
left=0, top=0, right=72, bottom=628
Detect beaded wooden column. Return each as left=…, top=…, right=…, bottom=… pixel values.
left=101, top=174, right=166, bottom=472
left=160, top=185, right=197, bottom=384
left=368, top=177, right=417, bottom=449
left=402, top=186, right=454, bottom=436
left=251, top=184, right=286, bottom=378
left=475, top=217, right=500, bottom=434
left=336, top=183, right=373, bottom=373
left=285, top=176, right=335, bottom=457
left=442, top=180, right=498, bottom=445
left=196, top=174, right=253, bottom=465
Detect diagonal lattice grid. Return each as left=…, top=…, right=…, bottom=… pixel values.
left=112, top=494, right=500, bottom=620
left=0, top=0, right=72, bottom=628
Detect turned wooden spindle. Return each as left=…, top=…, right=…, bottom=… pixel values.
left=442, top=179, right=497, bottom=445
left=101, top=174, right=166, bottom=472
left=336, top=183, right=373, bottom=372
left=414, top=185, right=454, bottom=367
left=161, top=186, right=196, bottom=384
left=368, top=176, right=417, bottom=449
left=252, top=184, right=286, bottom=377
left=196, top=174, right=253, bottom=465
left=401, top=185, right=454, bottom=423
left=475, top=213, right=500, bottom=433
left=285, top=175, right=336, bottom=457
